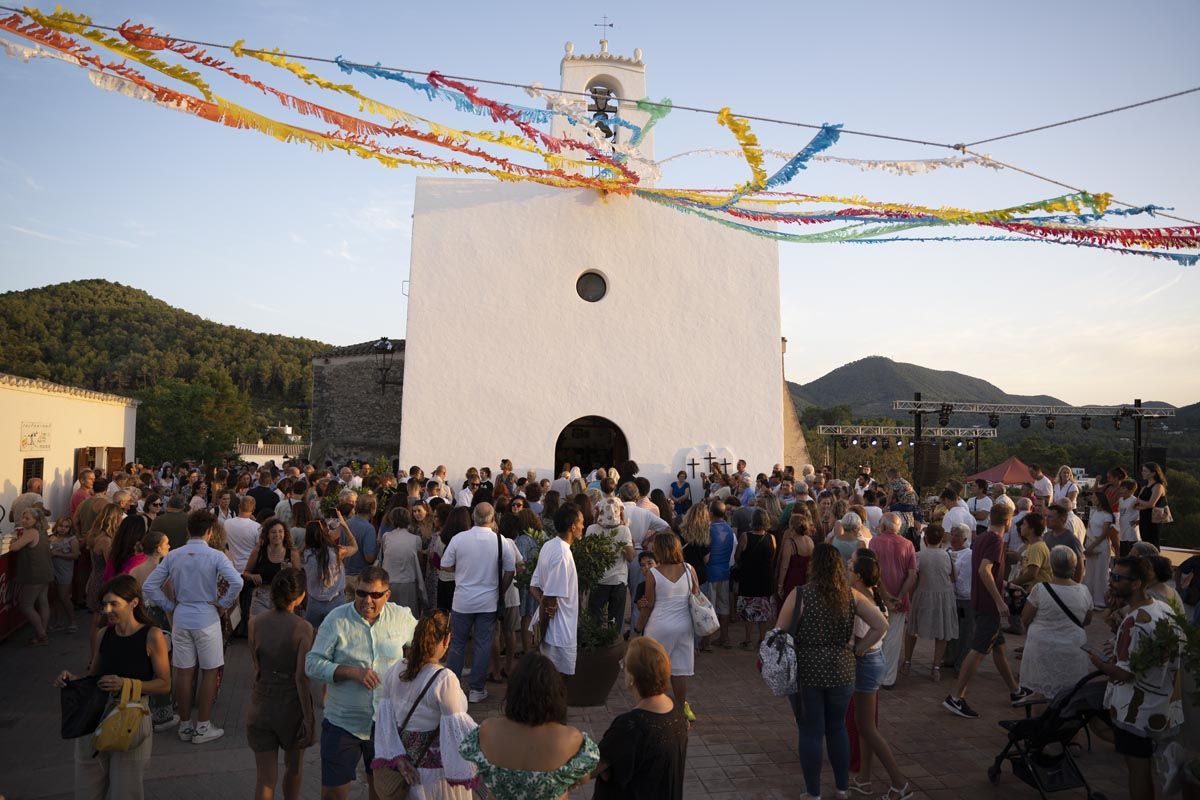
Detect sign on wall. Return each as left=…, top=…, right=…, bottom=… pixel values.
left=19, top=422, right=51, bottom=452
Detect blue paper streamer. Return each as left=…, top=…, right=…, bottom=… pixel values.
left=763, top=124, right=843, bottom=190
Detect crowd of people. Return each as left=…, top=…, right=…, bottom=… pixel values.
left=4, top=454, right=1194, bottom=800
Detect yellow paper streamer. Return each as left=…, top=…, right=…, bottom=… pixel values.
left=27, top=6, right=214, bottom=98
left=717, top=106, right=766, bottom=197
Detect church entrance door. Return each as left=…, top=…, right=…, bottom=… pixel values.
left=553, top=416, right=629, bottom=476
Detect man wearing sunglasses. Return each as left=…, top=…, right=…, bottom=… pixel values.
left=306, top=565, right=418, bottom=800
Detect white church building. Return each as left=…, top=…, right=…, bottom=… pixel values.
left=399, top=40, right=807, bottom=492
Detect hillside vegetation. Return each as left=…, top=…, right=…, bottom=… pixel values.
left=0, top=280, right=329, bottom=462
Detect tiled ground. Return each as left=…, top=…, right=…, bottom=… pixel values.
left=0, top=609, right=1136, bottom=799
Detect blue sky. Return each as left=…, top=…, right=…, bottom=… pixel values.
left=1, top=0, right=1197, bottom=405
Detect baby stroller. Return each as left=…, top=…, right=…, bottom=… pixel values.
left=988, top=670, right=1111, bottom=799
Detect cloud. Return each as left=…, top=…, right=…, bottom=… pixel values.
left=323, top=240, right=358, bottom=263
left=247, top=300, right=282, bottom=314
left=288, top=231, right=306, bottom=245
left=23, top=176, right=43, bottom=191
left=8, top=224, right=65, bottom=242
left=1133, top=274, right=1185, bottom=305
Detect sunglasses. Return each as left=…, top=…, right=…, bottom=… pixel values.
left=355, top=589, right=388, bottom=599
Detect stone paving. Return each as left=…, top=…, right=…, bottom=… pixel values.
left=0, top=607, right=1133, bottom=799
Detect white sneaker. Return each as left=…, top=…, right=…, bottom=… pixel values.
left=191, top=725, right=225, bottom=744
left=154, top=713, right=180, bottom=732
left=468, top=689, right=489, bottom=704
left=177, top=725, right=195, bottom=742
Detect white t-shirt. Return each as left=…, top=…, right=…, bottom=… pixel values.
left=1033, top=476, right=1054, bottom=502
left=1118, top=495, right=1141, bottom=542
left=622, top=502, right=670, bottom=549
left=441, top=526, right=515, bottom=614
left=586, top=523, right=633, bottom=586
left=952, top=546, right=973, bottom=601
left=225, top=516, right=261, bottom=572
left=967, top=495, right=993, bottom=527
left=1053, top=481, right=1079, bottom=509
left=864, top=505, right=883, bottom=534
left=1006, top=511, right=1028, bottom=553
left=942, top=504, right=977, bottom=537
left=455, top=488, right=473, bottom=508
left=531, top=537, right=578, bottom=648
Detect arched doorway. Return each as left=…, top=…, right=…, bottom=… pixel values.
left=553, top=416, right=629, bottom=476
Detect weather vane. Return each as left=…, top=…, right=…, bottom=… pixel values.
left=594, top=15, right=614, bottom=43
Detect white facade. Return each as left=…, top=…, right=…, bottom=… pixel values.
left=399, top=43, right=784, bottom=493
left=0, top=373, right=137, bottom=529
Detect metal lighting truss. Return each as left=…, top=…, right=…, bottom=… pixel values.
left=891, top=401, right=1175, bottom=418
left=814, top=426, right=997, bottom=438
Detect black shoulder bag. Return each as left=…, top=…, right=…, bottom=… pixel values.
left=1042, top=583, right=1085, bottom=629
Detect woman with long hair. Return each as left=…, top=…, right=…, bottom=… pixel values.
left=373, top=609, right=478, bottom=798
left=102, top=513, right=151, bottom=582
left=1134, top=462, right=1168, bottom=548
left=244, top=517, right=302, bottom=617
left=1083, top=491, right=1119, bottom=609
left=55, top=574, right=171, bottom=797
left=776, top=509, right=814, bottom=605
left=246, top=568, right=315, bottom=800
left=637, top=532, right=701, bottom=722
left=847, top=550, right=910, bottom=799
left=48, top=514, right=82, bottom=633
left=540, top=490, right=562, bottom=535
left=301, top=515, right=358, bottom=629
left=432, top=505, right=473, bottom=611
left=1052, top=465, right=1079, bottom=511
left=775, top=543, right=889, bottom=800
left=11, top=508, right=54, bottom=645
left=754, top=492, right=783, bottom=532
left=288, top=499, right=313, bottom=550
left=85, top=504, right=124, bottom=613
left=678, top=503, right=712, bottom=650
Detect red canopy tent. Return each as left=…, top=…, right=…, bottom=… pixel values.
left=965, top=456, right=1035, bottom=486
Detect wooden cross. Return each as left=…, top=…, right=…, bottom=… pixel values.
left=719, top=459, right=733, bottom=474
left=704, top=452, right=717, bottom=473
left=686, top=458, right=699, bottom=479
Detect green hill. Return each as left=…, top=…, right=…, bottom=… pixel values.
left=788, top=356, right=1065, bottom=420
left=0, top=279, right=329, bottom=421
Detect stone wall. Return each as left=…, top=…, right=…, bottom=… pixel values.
left=309, top=351, right=403, bottom=468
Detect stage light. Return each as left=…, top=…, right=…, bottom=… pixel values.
left=1045, top=415, right=1056, bottom=430
left=869, top=437, right=878, bottom=447
left=1081, top=416, right=1092, bottom=430
left=850, top=436, right=859, bottom=446
left=908, top=439, right=916, bottom=447
left=838, top=436, right=849, bottom=449
left=881, top=438, right=891, bottom=450
left=988, top=413, right=1001, bottom=428
left=966, top=441, right=977, bottom=451
left=1113, top=416, right=1122, bottom=431
left=955, top=438, right=964, bottom=448
left=942, top=441, right=953, bottom=451
left=860, top=439, right=869, bottom=450
left=1020, top=414, right=1031, bottom=429
left=938, top=404, right=953, bottom=426
left=896, top=437, right=905, bottom=447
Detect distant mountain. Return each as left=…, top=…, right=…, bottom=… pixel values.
left=788, top=356, right=1066, bottom=421
left=0, top=279, right=328, bottom=405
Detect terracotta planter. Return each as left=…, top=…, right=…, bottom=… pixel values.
left=567, top=638, right=627, bottom=706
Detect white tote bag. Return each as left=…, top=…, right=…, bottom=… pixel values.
left=686, top=566, right=720, bottom=637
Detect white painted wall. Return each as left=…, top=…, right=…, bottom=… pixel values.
left=399, top=178, right=782, bottom=495
left=0, top=377, right=136, bottom=529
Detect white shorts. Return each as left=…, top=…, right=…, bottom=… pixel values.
left=172, top=623, right=224, bottom=670
left=540, top=641, right=577, bottom=676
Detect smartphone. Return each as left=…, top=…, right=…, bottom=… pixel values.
left=1080, top=643, right=1108, bottom=660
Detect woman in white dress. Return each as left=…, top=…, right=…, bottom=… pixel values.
left=1018, top=546, right=1093, bottom=701
left=374, top=609, right=478, bottom=799
left=1082, top=492, right=1118, bottom=609
left=1052, top=465, right=1079, bottom=510
left=635, top=531, right=700, bottom=723
left=902, top=527, right=958, bottom=681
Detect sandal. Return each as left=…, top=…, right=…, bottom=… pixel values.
left=899, top=660, right=912, bottom=676
left=881, top=782, right=913, bottom=800
left=850, top=776, right=874, bottom=795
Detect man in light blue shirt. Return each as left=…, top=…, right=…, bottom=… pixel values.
left=305, top=565, right=417, bottom=800
left=708, top=500, right=737, bottom=648
left=144, top=509, right=243, bottom=744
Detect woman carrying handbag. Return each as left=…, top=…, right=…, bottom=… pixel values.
left=56, top=574, right=171, bottom=800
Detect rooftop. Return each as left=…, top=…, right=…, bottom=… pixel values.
left=0, top=371, right=139, bottom=407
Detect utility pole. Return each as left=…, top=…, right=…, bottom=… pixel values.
left=1133, top=397, right=1143, bottom=477
left=912, top=391, right=923, bottom=497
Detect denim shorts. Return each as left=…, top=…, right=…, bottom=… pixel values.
left=320, top=719, right=373, bottom=787
left=855, top=649, right=886, bottom=693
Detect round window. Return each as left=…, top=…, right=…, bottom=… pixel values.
left=576, top=271, right=607, bottom=303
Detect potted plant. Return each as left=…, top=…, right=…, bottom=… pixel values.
left=517, top=526, right=626, bottom=706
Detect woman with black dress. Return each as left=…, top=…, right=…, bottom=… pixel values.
left=1134, top=462, right=1168, bottom=548
left=243, top=517, right=302, bottom=617
left=56, top=574, right=171, bottom=799
left=734, top=509, right=777, bottom=649
left=593, top=636, right=688, bottom=800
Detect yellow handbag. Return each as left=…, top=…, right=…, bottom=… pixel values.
left=94, top=679, right=149, bottom=752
